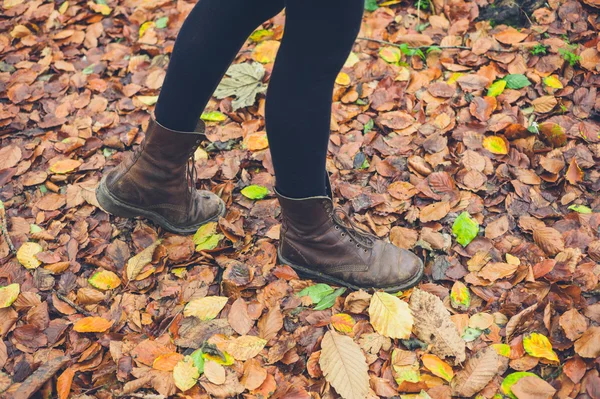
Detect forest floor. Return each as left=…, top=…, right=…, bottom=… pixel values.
left=0, top=0, right=600, bottom=398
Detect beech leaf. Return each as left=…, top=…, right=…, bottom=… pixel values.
left=369, top=291, right=413, bottom=339
left=319, top=330, right=369, bottom=399
left=452, top=212, right=479, bottom=247
left=184, top=296, right=228, bottom=321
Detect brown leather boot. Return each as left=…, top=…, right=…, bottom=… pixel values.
left=96, top=117, right=225, bottom=234
left=276, top=190, right=424, bottom=292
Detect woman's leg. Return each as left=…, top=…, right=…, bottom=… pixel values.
left=265, top=0, right=364, bottom=198
left=269, top=0, right=425, bottom=291
left=155, top=0, right=285, bottom=132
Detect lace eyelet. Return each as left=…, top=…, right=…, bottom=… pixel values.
left=356, top=244, right=360, bottom=248
left=341, top=233, right=345, bottom=237
left=363, top=249, right=368, bottom=253
left=334, top=226, right=340, bottom=230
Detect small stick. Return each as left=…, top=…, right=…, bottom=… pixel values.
left=357, top=37, right=515, bottom=53
left=0, top=201, right=15, bottom=255
left=56, top=292, right=93, bottom=317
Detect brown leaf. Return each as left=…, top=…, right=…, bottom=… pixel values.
left=478, top=262, right=518, bottom=282
left=0, top=144, right=22, bottom=169
left=559, top=309, right=588, bottom=341
left=485, top=216, right=509, bottom=240
left=533, top=227, right=565, bottom=256
left=494, top=27, right=528, bottom=44
left=511, top=375, right=556, bottom=399
left=36, top=193, right=67, bottom=211
left=419, top=201, right=450, bottom=223
left=565, top=158, right=583, bottom=185
left=532, top=96, right=558, bottom=113
left=57, top=367, right=75, bottom=399
left=227, top=298, right=253, bottom=335
left=409, top=289, right=465, bottom=362
left=258, top=306, right=283, bottom=341
left=574, top=326, right=600, bottom=358
left=451, top=346, right=502, bottom=397
left=376, top=111, right=415, bottom=130
left=240, top=358, right=267, bottom=391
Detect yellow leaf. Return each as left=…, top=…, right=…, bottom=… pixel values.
left=139, top=21, right=154, bottom=38
left=487, top=80, right=507, bottom=97
left=422, top=354, right=454, bottom=382
left=126, top=239, right=161, bottom=281
left=369, top=291, right=413, bottom=339
left=226, top=335, right=267, bottom=361
left=319, top=331, right=369, bottom=399
left=49, top=159, right=82, bottom=174
left=153, top=352, right=184, bottom=371
left=252, top=40, right=280, bottom=64
left=447, top=72, right=464, bottom=85
left=88, top=1, right=111, bottom=15
left=17, top=242, right=43, bottom=269
left=543, top=75, right=563, bottom=89
left=331, top=313, right=355, bottom=334
left=136, top=95, right=159, bottom=106
left=469, top=313, right=494, bottom=330
left=73, top=316, right=114, bottom=333
left=335, top=72, right=351, bottom=86
left=88, top=270, right=121, bottom=290
left=58, top=1, right=69, bottom=14
left=379, top=46, right=401, bottom=64
left=173, top=356, right=199, bottom=392
left=3, top=0, right=25, bottom=9
left=450, top=281, right=470, bottom=311
left=204, top=360, right=226, bottom=385
left=523, top=332, right=559, bottom=362
left=184, top=296, right=228, bottom=321
left=482, top=136, right=509, bottom=155
left=492, top=343, right=511, bottom=357
left=344, top=52, right=360, bottom=68
left=0, top=284, right=20, bottom=308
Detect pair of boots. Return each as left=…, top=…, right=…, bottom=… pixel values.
left=97, top=117, right=423, bottom=291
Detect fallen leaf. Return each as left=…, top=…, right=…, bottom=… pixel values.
left=173, top=356, right=199, bottom=392
left=422, top=354, right=454, bottom=382
left=226, top=335, right=267, bottom=360
left=88, top=270, right=121, bottom=290
left=451, top=346, right=502, bottom=397
left=204, top=360, right=226, bottom=385
left=410, top=289, right=466, bottom=362
left=319, top=330, right=369, bottom=399
left=574, top=326, right=600, bottom=358
left=331, top=313, right=355, bottom=334
left=523, top=333, right=558, bottom=362
left=369, top=291, right=413, bottom=339
left=73, top=316, right=113, bottom=333
left=0, top=284, right=20, bottom=309
left=510, top=375, right=556, bottom=399
left=184, top=296, right=228, bottom=321
left=17, top=242, right=43, bottom=270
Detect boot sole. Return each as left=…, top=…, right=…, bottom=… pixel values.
left=96, top=176, right=226, bottom=235
left=278, top=248, right=425, bottom=293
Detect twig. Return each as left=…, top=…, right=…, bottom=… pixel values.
left=357, top=37, right=515, bottom=53
left=157, top=308, right=183, bottom=337
left=56, top=292, right=93, bottom=317
left=0, top=201, right=16, bottom=255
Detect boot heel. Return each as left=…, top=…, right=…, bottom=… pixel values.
left=96, top=178, right=140, bottom=219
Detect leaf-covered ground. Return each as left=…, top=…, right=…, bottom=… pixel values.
left=1, top=0, right=600, bottom=398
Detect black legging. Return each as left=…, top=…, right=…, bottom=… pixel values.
left=154, top=0, right=364, bottom=198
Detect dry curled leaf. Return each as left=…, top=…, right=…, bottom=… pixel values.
left=410, top=289, right=466, bottom=362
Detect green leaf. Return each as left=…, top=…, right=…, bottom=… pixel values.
left=249, top=29, right=273, bottom=42
left=501, top=372, right=539, bottom=399
left=568, top=204, right=592, bottom=214
left=155, top=16, right=168, bottom=29
left=241, top=185, right=269, bottom=200
left=363, top=119, right=374, bottom=134
left=190, top=349, right=205, bottom=374
left=314, top=287, right=346, bottom=310
left=298, top=283, right=334, bottom=303
left=364, top=0, right=379, bottom=11
left=452, top=212, right=479, bottom=247
left=461, top=327, right=483, bottom=342
left=82, top=64, right=95, bottom=75
left=503, top=74, right=531, bottom=89
left=200, top=111, right=227, bottom=122
left=193, top=222, right=224, bottom=251
left=214, top=63, right=267, bottom=111
left=487, top=80, right=507, bottom=97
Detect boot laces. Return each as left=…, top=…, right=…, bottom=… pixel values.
left=330, top=207, right=375, bottom=249
left=186, top=157, right=197, bottom=193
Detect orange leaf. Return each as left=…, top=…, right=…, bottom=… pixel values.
left=422, top=354, right=454, bottom=382
left=331, top=313, right=355, bottom=334
left=57, top=367, right=75, bottom=399
left=565, top=158, right=583, bottom=185
left=153, top=352, right=185, bottom=371
left=73, top=316, right=114, bottom=333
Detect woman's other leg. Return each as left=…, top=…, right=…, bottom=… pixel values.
left=155, top=0, right=285, bottom=132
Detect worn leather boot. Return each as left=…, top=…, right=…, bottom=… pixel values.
left=276, top=189, right=424, bottom=292
left=96, top=117, right=225, bottom=234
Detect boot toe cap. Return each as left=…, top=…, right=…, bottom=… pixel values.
left=376, top=244, right=424, bottom=291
